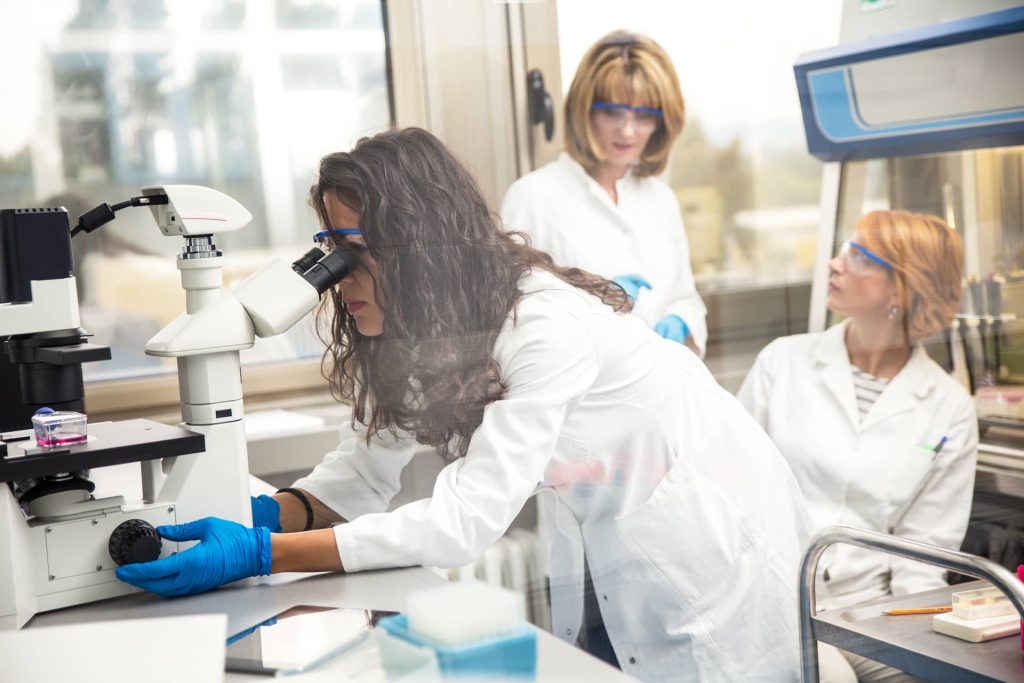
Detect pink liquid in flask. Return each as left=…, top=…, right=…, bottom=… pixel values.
left=36, top=432, right=88, bottom=448
left=32, top=410, right=88, bottom=448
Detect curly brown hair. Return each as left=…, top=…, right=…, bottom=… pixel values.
left=311, top=128, right=629, bottom=461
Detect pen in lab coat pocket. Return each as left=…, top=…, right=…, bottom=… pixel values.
left=932, top=436, right=948, bottom=455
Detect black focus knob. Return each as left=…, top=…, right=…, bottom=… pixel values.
left=109, top=519, right=162, bottom=566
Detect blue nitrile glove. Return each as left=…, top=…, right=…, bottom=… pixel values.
left=116, top=517, right=272, bottom=597
left=251, top=494, right=282, bottom=532
left=654, top=314, right=690, bottom=344
left=612, top=274, right=653, bottom=302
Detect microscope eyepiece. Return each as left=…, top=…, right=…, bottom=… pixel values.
left=301, top=247, right=359, bottom=296
left=292, top=247, right=324, bottom=275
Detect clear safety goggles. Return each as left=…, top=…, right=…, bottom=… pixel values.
left=313, top=228, right=363, bottom=253
left=591, top=102, right=663, bottom=132
left=837, top=240, right=893, bottom=274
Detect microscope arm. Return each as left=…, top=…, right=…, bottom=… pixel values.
left=234, top=247, right=357, bottom=337
left=145, top=245, right=357, bottom=358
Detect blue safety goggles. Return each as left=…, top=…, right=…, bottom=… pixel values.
left=839, top=240, right=893, bottom=273
left=313, top=228, right=362, bottom=243
left=591, top=101, right=663, bottom=117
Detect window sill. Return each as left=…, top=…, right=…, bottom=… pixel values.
left=85, top=358, right=334, bottom=425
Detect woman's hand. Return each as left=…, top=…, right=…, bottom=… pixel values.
left=250, top=494, right=282, bottom=532
left=116, top=517, right=271, bottom=597
left=654, top=314, right=689, bottom=344
left=612, top=274, right=652, bottom=302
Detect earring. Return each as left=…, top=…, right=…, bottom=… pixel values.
left=887, top=304, right=900, bottom=320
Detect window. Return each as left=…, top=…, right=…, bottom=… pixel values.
left=0, top=0, right=391, bottom=382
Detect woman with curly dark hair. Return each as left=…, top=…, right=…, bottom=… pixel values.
left=118, top=128, right=810, bottom=682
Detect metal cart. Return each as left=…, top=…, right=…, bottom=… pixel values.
left=800, top=526, right=1024, bottom=682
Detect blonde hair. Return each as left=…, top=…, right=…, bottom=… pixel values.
left=564, top=31, right=685, bottom=177
left=856, top=210, right=963, bottom=342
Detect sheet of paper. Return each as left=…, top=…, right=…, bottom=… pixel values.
left=0, top=614, right=227, bottom=682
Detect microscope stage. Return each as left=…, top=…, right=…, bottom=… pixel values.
left=0, top=419, right=205, bottom=482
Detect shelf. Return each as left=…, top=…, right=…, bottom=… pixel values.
left=812, top=581, right=1024, bottom=682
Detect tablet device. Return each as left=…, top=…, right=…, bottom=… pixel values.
left=225, top=604, right=399, bottom=676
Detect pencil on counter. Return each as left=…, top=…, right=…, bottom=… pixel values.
left=882, top=606, right=952, bottom=616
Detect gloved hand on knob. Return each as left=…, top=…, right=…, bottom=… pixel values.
left=116, top=517, right=271, bottom=597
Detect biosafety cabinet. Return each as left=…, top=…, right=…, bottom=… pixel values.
left=796, top=3, right=1024, bottom=574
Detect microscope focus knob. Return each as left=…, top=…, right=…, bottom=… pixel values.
left=109, top=519, right=163, bottom=566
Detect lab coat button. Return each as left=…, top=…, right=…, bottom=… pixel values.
left=602, top=594, right=608, bottom=601
left=565, top=628, right=572, bottom=636
left=629, top=657, right=636, bottom=665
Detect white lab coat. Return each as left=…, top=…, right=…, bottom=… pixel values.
left=294, top=270, right=809, bottom=682
left=500, top=153, right=708, bottom=356
left=737, top=320, right=978, bottom=609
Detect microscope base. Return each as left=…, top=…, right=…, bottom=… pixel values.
left=0, top=419, right=208, bottom=630
left=0, top=487, right=181, bottom=630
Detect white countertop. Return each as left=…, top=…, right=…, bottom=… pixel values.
left=22, top=566, right=632, bottom=682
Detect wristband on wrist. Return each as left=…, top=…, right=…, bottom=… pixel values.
left=276, top=487, right=314, bottom=532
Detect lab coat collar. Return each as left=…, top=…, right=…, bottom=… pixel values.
left=557, top=152, right=637, bottom=184
left=861, top=343, right=935, bottom=431
left=813, top=321, right=860, bottom=431
left=813, top=319, right=936, bottom=432
left=556, top=153, right=636, bottom=219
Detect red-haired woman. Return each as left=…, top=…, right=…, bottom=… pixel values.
left=739, top=210, right=978, bottom=683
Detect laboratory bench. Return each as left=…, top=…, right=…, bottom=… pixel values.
left=23, top=565, right=631, bottom=682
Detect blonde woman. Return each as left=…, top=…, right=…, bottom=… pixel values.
left=738, top=210, right=978, bottom=683
left=501, top=31, right=707, bottom=356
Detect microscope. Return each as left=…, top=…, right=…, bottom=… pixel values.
left=0, top=186, right=357, bottom=629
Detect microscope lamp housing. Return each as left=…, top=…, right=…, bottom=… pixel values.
left=141, top=184, right=252, bottom=237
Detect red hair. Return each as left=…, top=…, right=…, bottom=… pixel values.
left=856, top=210, right=963, bottom=341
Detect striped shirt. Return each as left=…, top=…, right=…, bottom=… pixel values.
left=851, top=367, right=890, bottom=423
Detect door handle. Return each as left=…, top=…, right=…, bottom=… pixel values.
left=527, top=69, right=555, bottom=142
